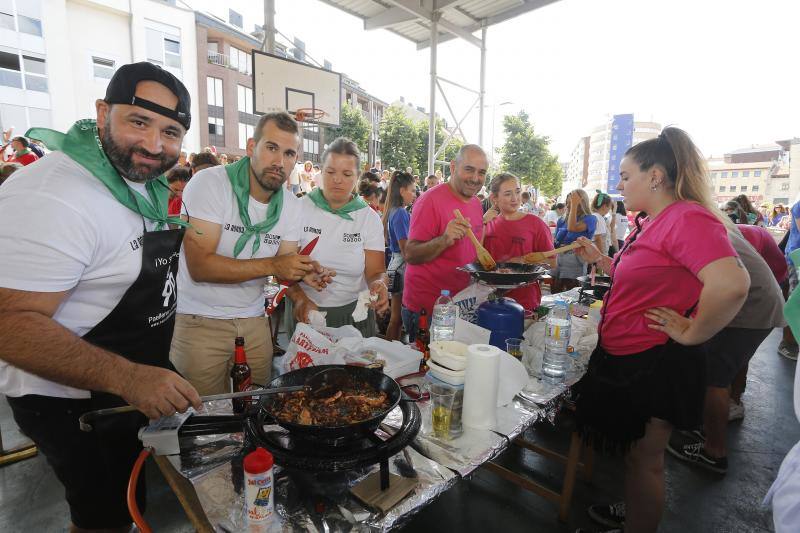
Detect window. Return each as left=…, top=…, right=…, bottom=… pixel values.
left=719, top=186, right=725, bottom=192
left=0, top=49, right=21, bottom=88
left=229, top=47, right=250, bottom=75
left=303, top=138, right=318, bottom=156
left=781, top=183, right=790, bottom=191
left=755, top=170, right=762, bottom=177
left=774, top=197, right=789, bottom=204
left=164, top=38, right=181, bottom=68
left=0, top=11, right=13, bottom=31
left=92, top=56, right=115, bottom=79
left=207, top=76, right=223, bottom=107
left=752, top=185, right=759, bottom=192
left=721, top=171, right=728, bottom=178
left=743, top=170, right=750, bottom=177
left=17, top=15, right=41, bottom=36
left=208, top=116, right=224, bottom=145
left=237, top=85, right=253, bottom=114
left=711, top=172, right=717, bottom=179
left=732, top=171, right=739, bottom=178
left=22, top=54, right=46, bottom=92
left=741, top=185, right=747, bottom=192
left=238, top=123, right=254, bottom=150
left=146, top=26, right=181, bottom=70
left=730, top=186, right=737, bottom=192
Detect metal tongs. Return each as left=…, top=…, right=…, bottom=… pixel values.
left=78, top=385, right=307, bottom=432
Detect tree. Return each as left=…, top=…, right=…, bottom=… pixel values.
left=379, top=105, right=418, bottom=171
left=409, top=117, right=469, bottom=178
left=324, top=103, right=370, bottom=154
left=497, top=111, right=563, bottom=197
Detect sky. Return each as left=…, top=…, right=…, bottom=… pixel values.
left=189, top=0, right=800, bottom=161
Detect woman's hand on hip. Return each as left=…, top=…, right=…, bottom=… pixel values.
left=645, top=307, right=699, bottom=345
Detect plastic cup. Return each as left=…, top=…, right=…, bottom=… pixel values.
left=506, top=338, right=524, bottom=360
left=428, top=382, right=456, bottom=440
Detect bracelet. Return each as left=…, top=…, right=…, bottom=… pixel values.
left=371, top=278, right=388, bottom=289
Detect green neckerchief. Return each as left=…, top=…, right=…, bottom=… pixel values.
left=308, top=187, right=368, bottom=221
left=26, top=120, right=187, bottom=231
left=225, top=156, right=283, bottom=258
left=15, top=148, right=31, bottom=157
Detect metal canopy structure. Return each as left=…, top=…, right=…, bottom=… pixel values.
left=316, top=0, right=560, bottom=173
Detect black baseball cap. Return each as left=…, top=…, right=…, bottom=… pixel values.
left=104, top=62, right=191, bottom=130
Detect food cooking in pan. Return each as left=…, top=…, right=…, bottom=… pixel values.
left=271, top=383, right=391, bottom=426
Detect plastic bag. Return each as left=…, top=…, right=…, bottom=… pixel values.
left=451, top=283, right=494, bottom=324
left=283, top=322, right=362, bottom=373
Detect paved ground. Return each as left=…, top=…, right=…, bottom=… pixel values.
left=0, top=329, right=796, bottom=532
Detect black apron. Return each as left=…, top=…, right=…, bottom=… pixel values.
left=83, top=225, right=185, bottom=409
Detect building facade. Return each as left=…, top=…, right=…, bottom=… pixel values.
left=561, top=136, right=589, bottom=195
left=709, top=143, right=795, bottom=206
left=6, top=0, right=201, bottom=151
left=586, top=115, right=660, bottom=193
left=195, top=11, right=262, bottom=158
left=342, top=76, right=385, bottom=167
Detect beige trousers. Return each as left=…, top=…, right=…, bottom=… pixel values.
left=169, top=314, right=272, bottom=396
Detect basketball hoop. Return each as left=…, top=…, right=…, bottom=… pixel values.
left=295, top=107, right=327, bottom=123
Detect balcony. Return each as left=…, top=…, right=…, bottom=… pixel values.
left=208, top=51, right=229, bottom=68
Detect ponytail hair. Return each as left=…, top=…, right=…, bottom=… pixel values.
left=625, top=126, right=730, bottom=226
left=382, top=170, right=416, bottom=240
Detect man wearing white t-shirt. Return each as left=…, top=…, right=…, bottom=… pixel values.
left=0, top=63, right=202, bottom=530
left=171, top=112, right=330, bottom=395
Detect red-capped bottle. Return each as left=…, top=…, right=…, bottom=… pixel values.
left=416, top=309, right=430, bottom=372
left=231, top=337, right=252, bottom=413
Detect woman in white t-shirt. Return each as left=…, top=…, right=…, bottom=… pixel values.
left=612, top=199, right=629, bottom=251
left=591, top=190, right=613, bottom=256
left=285, top=138, right=389, bottom=337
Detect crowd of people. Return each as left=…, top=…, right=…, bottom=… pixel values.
left=0, top=61, right=797, bottom=533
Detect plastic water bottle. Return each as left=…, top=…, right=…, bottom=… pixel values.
left=431, top=290, right=457, bottom=341
left=542, top=301, right=571, bottom=383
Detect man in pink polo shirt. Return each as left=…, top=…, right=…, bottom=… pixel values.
left=402, top=144, right=487, bottom=341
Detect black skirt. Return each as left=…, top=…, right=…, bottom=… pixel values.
left=573, top=341, right=706, bottom=455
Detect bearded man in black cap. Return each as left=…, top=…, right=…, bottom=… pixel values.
left=0, top=62, right=202, bottom=532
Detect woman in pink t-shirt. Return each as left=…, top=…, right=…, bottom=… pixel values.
left=482, top=173, right=554, bottom=311
left=572, top=127, right=750, bottom=532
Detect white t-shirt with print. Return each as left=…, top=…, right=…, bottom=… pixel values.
left=544, top=210, right=559, bottom=225
left=296, top=196, right=385, bottom=307
left=593, top=212, right=609, bottom=251
left=614, top=212, right=629, bottom=241
left=177, top=165, right=301, bottom=318
left=0, top=151, right=160, bottom=399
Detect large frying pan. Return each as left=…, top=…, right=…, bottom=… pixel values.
left=257, top=365, right=416, bottom=442
left=460, top=262, right=547, bottom=286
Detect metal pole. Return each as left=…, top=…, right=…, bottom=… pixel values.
left=263, top=0, right=275, bottom=53
left=478, top=22, right=487, bottom=148
left=427, top=9, right=438, bottom=176
left=491, top=103, right=496, bottom=165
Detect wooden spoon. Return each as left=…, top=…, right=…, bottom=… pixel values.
left=453, top=209, right=496, bottom=271
left=523, top=241, right=582, bottom=264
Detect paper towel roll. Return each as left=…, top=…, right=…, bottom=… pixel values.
left=462, top=343, right=500, bottom=430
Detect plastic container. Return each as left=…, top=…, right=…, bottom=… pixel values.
left=426, top=374, right=463, bottom=438
left=244, top=447, right=274, bottom=522
left=429, top=340, right=468, bottom=371
left=542, top=301, right=571, bottom=383
left=431, top=290, right=457, bottom=341
left=427, top=358, right=466, bottom=385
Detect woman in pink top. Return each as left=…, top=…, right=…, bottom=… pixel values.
left=482, top=173, right=555, bottom=311
left=572, top=127, right=750, bottom=533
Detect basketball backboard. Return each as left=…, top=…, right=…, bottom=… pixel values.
left=252, top=50, right=341, bottom=127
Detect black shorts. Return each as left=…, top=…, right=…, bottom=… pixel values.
left=7, top=394, right=147, bottom=529
left=574, top=342, right=706, bottom=455
left=705, top=327, right=772, bottom=388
